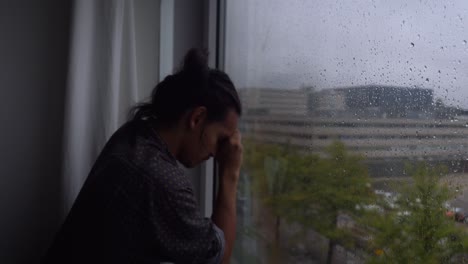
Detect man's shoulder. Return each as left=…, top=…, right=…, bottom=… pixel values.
left=131, top=148, right=185, bottom=185
left=96, top=119, right=185, bottom=183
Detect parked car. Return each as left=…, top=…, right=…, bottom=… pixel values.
left=446, top=207, right=467, bottom=223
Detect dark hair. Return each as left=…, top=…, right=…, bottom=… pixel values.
left=129, top=48, right=242, bottom=125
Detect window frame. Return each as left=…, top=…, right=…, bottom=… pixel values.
left=202, top=0, right=227, bottom=217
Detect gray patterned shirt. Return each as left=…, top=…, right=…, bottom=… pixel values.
left=43, top=119, right=225, bottom=264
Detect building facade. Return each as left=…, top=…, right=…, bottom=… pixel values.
left=241, top=86, right=468, bottom=177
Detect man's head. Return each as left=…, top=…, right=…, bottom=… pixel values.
left=177, top=106, right=239, bottom=168
left=131, top=48, right=242, bottom=168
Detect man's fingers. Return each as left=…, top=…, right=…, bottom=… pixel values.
left=230, top=130, right=242, bottom=144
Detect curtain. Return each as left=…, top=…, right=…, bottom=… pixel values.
left=62, top=0, right=160, bottom=214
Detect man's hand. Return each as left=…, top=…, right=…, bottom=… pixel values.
left=215, top=130, right=243, bottom=179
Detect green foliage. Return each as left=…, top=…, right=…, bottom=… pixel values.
left=243, top=140, right=374, bottom=246
left=366, top=163, right=468, bottom=264
left=243, top=139, right=468, bottom=262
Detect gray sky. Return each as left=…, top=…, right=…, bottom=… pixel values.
left=225, top=0, right=468, bottom=108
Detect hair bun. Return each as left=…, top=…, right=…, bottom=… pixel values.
left=181, top=48, right=210, bottom=79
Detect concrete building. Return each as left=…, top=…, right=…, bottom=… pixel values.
left=240, top=86, right=468, bottom=177
left=238, top=87, right=309, bottom=116
left=312, top=85, right=434, bottom=119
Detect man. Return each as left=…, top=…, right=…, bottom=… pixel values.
left=43, top=49, right=242, bottom=263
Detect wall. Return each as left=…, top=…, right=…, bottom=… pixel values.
left=0, top=0, right=72, bottom=263
left=173, top=0, right=204, bottom=69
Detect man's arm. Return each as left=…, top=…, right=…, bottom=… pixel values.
left=212, top=131, right=242, bottom=264
left=212, top=170, right=238, bottom=264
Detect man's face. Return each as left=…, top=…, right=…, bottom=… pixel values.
left=180, top=108, right=239, bottom=168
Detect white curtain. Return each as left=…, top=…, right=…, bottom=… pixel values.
left=62, top=0, right=160, bottom=213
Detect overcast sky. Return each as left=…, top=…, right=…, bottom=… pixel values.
left=225, top=0, right=468, bottom=108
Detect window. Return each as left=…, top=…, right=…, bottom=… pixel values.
left=224, top=1, right=468, bottom=263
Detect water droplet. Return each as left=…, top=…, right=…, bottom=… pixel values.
left=464, top=40, right=467, bottom=45
left=410, top=42, right=415, bottom=47
left=426, top=78, right=430, bottom=82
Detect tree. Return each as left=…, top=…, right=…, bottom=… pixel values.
left=285, top=141, right=375, bottom=263
left=366, top=163, right=468, bottom=264
left=242, top=140, right=317, bottom=262
left=243, top=140, right=374, bottom=263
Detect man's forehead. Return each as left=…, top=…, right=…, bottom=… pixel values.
left=226, top=110, right=239, bottom=126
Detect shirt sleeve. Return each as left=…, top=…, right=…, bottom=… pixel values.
left=206, top=224, right=225, bottom=264
left=112, top=156, right=226, bottom=264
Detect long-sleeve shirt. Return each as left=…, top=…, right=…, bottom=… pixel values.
left=43, top=119, right=225, bottom=264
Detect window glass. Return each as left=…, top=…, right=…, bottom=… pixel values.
left=225, top=1, right=468, bottom=263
